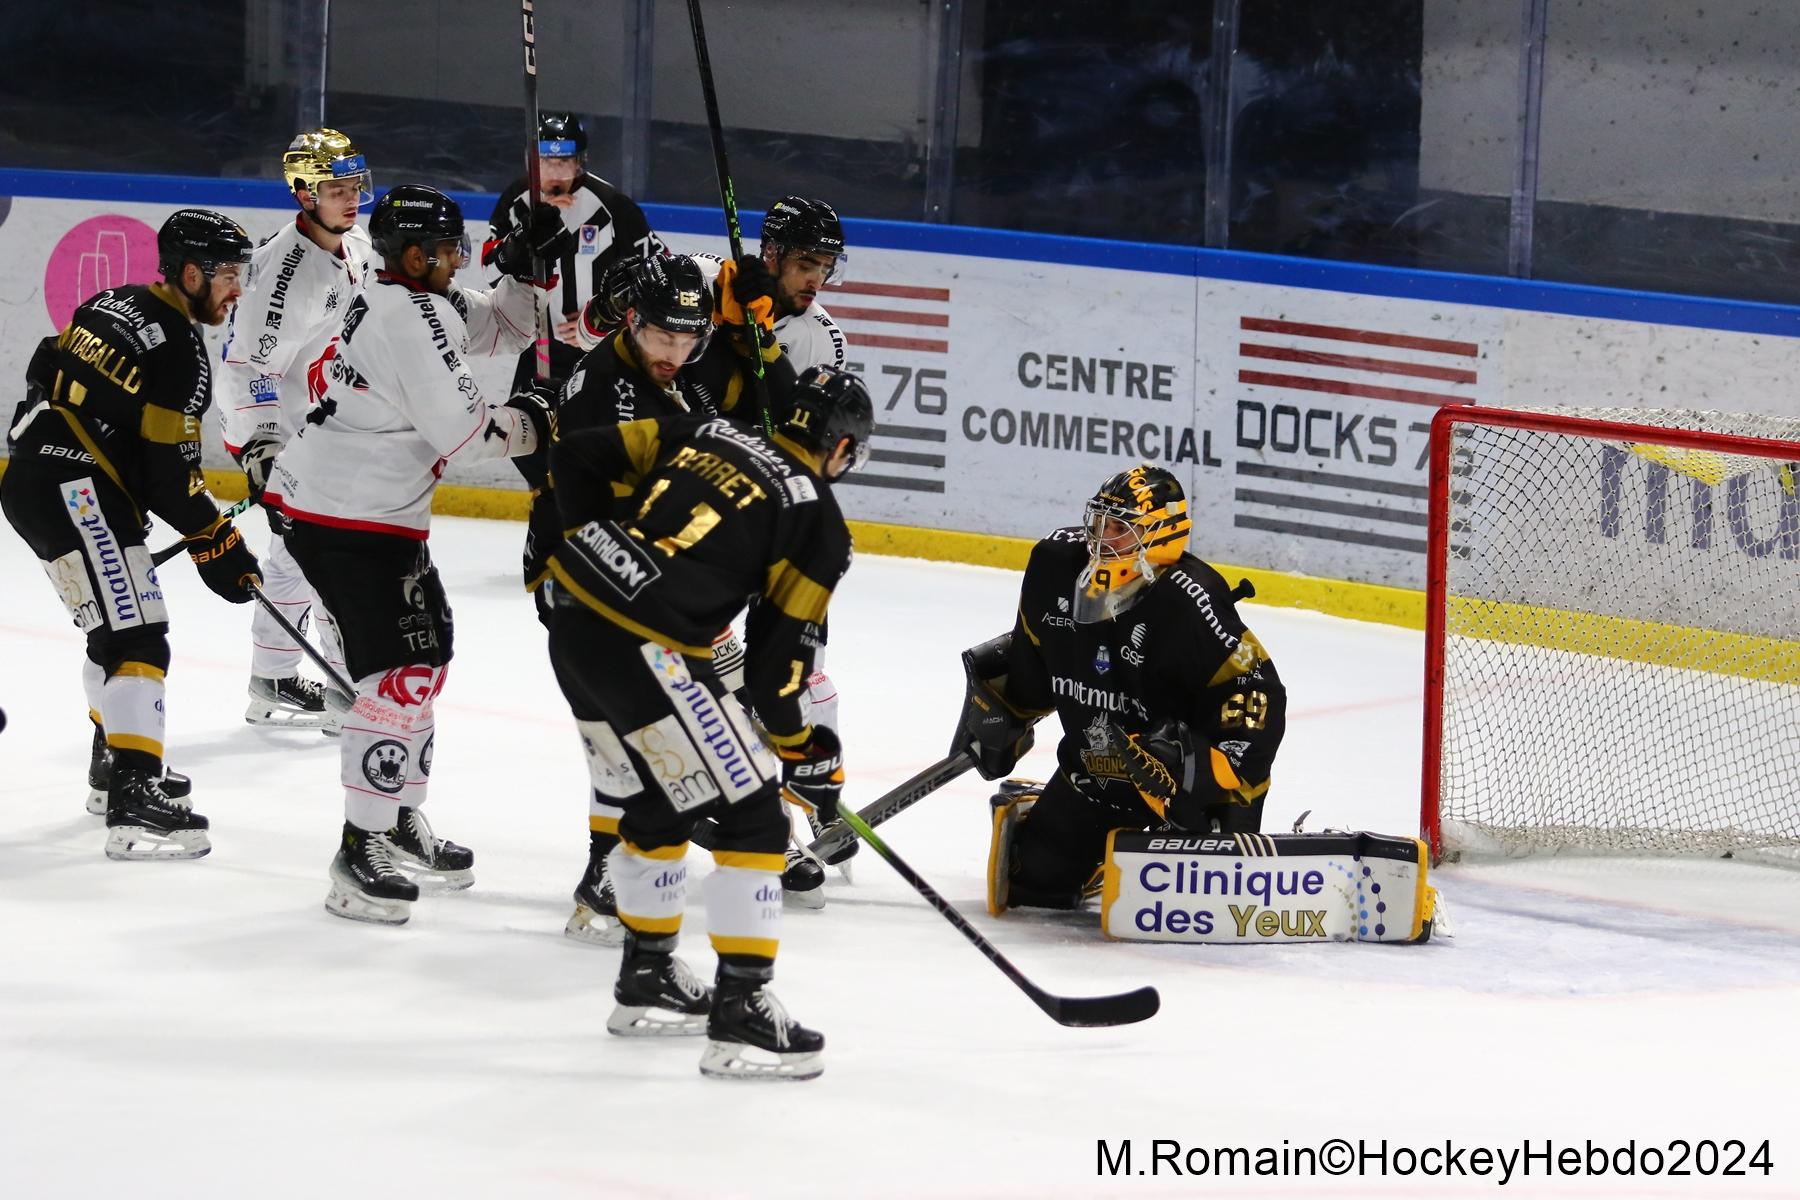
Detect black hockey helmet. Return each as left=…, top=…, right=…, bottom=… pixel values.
left=537, top=112, right=588, bottom=159
left=369, top=184, right=469, bottom=263
left=156, top=209, right=253, bottom=281
left=631, top=254, right=713, bottom=336
left=780, top=366, right=874, bottom=475
left=761, top=196, right=846, bottom=281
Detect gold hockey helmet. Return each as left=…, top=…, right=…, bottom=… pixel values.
left=1073, top=464, right=1190, bottom=622
left=282, top=128, right=373, bottom=207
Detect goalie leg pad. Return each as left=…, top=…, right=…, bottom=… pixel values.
left=986, top=780, right=1041, bottom=916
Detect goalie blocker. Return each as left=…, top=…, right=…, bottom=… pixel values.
left=1100, top=830, right=1439, bottom=944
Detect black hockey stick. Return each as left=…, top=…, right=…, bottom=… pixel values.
left=684, top=0, right=774, bottom=436
left=806, top=751, right=976, bottom=863
left=519, top=0, right=551, bottom=382
left=150, top=496, right=256, bottom=567
left=835, top=803, right=1161, bottom=1028
left=248, top=580, right=355, bottom=697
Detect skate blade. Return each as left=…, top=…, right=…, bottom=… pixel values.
left=104, top=826, right=211, bottom=861
left=699, top=1039, right=824, bottom=1082
left=391, top=861, right=475, bottom=893
left=85, top=788, right=107, bottom=817
left=323, top=881, right=411, bottom=926
left=564, top=904, right=625, bottom=946
left=784, top=887, right=826, bottom=911
left=244, top=701, right=334, bottom=730
left=606, top=1003, right=710, bottom=1037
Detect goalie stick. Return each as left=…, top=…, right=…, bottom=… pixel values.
left=834, top=802, right=1160, bottom=1028
left=150, top=496, right=255, bottom=566
left=806, top=751, right=976, bottom=863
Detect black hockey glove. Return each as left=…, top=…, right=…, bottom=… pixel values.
left=582, top=256, right=643, bottom=337
left=1111, top=718, right=1199, bottom=825
left=953, top=632, right=1039, bottom=780
left=185, top=515, right=262, bottom=604
left=492, top=202, right=577, bottom=284
left=777, top=726, right=844, bottom=822
left=236, top=431, right=284, bottom=502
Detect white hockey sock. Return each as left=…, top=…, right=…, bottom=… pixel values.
left=82, top=658, right=106, bottom=727
left=248, top=530, right=312, bottom=680
left=607, top=840, right=689, bottom=942
left=101, top=661, right=167, bottom=766
left=339, top=666, right=439, bottom=832
left=703, top=851, right=784, bottom=961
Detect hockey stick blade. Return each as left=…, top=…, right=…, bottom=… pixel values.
left=806, top=751, right=975, bottom=862
left=835, top=804, right=1159, bottom=1029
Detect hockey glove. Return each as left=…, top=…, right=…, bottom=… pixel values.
left=578, top=256, right=644, bottom=346
left=1111, top=718, right=1198, bottom=824
left=503, top=382, right=558, bottom=487
left=714, top=254, right=778, bottom=333
left=186, top=515, right=262, bottom=604
left=953, top=632, right=1040, bottom=780
left=491, top=202, right=576, bottom=285
left=777, top=726, right=845, bottom=822
left=236, top=431, right=285, bottom=502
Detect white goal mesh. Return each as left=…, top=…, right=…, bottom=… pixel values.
left=1425, top=407, right=1800, bottom=868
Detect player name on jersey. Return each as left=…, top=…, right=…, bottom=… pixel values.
left=1099, top=830, right=1437, bottom=944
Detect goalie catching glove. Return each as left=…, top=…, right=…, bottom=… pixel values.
left=777, top=726, right=844, bottom=822
left=952, top=632, right=1042, bottom=780
left=1111, top=718, right=1199, bottom=824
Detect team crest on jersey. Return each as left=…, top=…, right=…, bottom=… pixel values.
left=1094, top=645, right=1112, bottom=675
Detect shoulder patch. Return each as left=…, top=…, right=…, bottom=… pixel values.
left=785, top=475, right=818, bottom=504
left=137, top=324, right=166, bottom=350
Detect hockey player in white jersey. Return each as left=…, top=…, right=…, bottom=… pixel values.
left=217, top=128, right=371, bottom=729
left=264, top=184, right=573, bottom=925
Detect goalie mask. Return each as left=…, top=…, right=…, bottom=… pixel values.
left=1073, top=464, right=1190, bottom=623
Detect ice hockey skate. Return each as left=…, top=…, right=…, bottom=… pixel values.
left=564, top=842, right=622, bottom=946
left=781, top=841, right=827, bottom=909
left=384, top=805, right=474, bottom=891
left=324, top=823, right=419, bottom=925
left=803, top=806, right=855, bottom=880
left=245, top=674, right=334, bottom=730
left=700, top=977, right=824, bottom=1081
left=104, top=767, right=211, bottom=861
left=607, top=939, right=713, bottom=1036
left=86, top=724, right=191, bottom=816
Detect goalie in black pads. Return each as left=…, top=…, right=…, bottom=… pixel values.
left=542, top=365, right=873, bottom=1080
left=951, top=464, right=1287, bottom=914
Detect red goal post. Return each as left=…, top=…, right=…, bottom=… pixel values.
left=1421, top=404, right=1800, bottom=868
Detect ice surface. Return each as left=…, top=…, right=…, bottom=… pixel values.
left=2, top=514, right=1795, bottom=1198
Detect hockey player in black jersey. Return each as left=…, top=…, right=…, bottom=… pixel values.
left=542, top=366, right=873, bottom=1080
left=485, top=111, right=665, bottom=392
left=2, top=209, right=260, bottom=860
left=950, top=464, right=1287, bottom=914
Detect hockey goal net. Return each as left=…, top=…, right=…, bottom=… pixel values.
left=1422, top=405, right=1800, bottom=868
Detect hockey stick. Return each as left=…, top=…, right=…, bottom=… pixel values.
left=519, top=0, right=551, bottom=382
left=806, top=750, right=976, bottom=864
left=683, top=0, right=774, bottom=437
left=834, top=803, right=1161, bottom=1028
left=247, top=580, right=355, bottom=698
left=150, top=496, right=256, bottom=567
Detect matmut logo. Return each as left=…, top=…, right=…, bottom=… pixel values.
left=63, top=477, right=141, bottom=630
